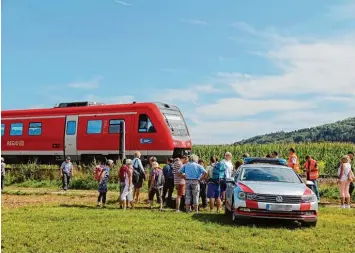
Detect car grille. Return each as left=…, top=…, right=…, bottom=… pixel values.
left=254, top=194, right=302, bottom=204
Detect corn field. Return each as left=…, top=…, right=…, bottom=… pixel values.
left=4, top=142, right=355, bottom=183
left=192, top=142, right=355, bottom=175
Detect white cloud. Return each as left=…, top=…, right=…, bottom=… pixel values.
left=181, top=19, right=207, bottom=25
left=184, top=15, right=355, bottom=143
left=196, top=98, right=313, bottom=117
left=67, top=76, right=102, bottom=89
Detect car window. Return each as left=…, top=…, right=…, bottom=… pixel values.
left=240, top=166, right=302, bottom=183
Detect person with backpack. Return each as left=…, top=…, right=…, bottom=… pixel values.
left=207, top=156, right=223, bottom=213
left=120, top=159, right=134, bottom=210
left=147, top=156, right=158, bottom=189
left=132, top=151, right=146, bottom=203
left=303, top=155, right=320, bottom=201
left=162, top=158, right=174, bottom=205
left=220, top=152, right=233, bottom=202
left=148, top=162, right=165, bottom=211
left=178, top=154, right=207, bottom=214
left=97, top=159, right=113, bottom=208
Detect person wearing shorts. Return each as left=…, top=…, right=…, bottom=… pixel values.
left=179, top=154, right=207, bottom=214
left=337, top=155, right=352, bottom=208
left=173, top=155, right=187, bottom=212
left=120, top=159, right=134, bottom=210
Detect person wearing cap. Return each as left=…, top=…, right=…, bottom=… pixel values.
left=1, top=157, right=6, bottom=191
left=148, top=162, right=164, bottom=211
left=60, top=156, right=73, bottom=191
left=97, top=159, right=113, bottom=208
left=178, top=154, right=207, bottom=213
left=120, top=159, right=134, bottom=210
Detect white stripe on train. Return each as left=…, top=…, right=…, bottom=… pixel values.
left=1, top=112, right=137, bottom=121
left=1, top=150, right=174, bottom=156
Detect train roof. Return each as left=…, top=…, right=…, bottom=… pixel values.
left=1, top=101, right=180, bottom=118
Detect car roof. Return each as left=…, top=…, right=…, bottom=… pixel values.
left=240, top=164, right=290, bottom=169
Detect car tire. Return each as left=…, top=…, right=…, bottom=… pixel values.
left=303, top=220, right=317, bottom=228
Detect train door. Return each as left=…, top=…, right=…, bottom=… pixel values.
left=132, top=113, right=156, bottom=158
left=64, top=115, right=78, bottom=160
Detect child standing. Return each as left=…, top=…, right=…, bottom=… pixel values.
left=97, top=160, right=113, bottom=208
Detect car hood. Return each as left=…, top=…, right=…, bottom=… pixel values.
left=238, top=181, right=308, bottom=196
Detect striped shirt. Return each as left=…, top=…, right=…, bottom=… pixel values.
left=173, top=159, right=185, bottom=185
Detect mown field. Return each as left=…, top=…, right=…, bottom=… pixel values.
left=1, top=186, right=355, bottom=253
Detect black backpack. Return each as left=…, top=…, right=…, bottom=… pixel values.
left=132, top=159, right=141, bottom=184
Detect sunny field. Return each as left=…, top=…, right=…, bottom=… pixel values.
left=1, top=187, right=355, bottom=253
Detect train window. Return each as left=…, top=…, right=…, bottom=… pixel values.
left=109, top=120, right=122, bottom=134
left=66, top=121, right=76, bottom=135
left=10, top=123, right=23, bottom=136
left=28, top=122, right=42, bottom=136
left=87, top=120, right=102, bottom=134
left=1, top=124, right=4, bottom=136
left=138, top=114, right=156, bottom=133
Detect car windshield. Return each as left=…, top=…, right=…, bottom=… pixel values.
left=239, top=166, right=302, bottom=183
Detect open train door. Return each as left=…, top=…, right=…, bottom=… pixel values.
left=64, top=115, right=78, bottom=161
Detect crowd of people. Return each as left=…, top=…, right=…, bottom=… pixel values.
left=88, top=148, right=354, bottom=211
left=1, top=148, right=354, bottom=210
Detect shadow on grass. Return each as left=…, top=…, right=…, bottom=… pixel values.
left=58, top=203, right=156, bottom=211
left=192, top=213, right=306, bottom=230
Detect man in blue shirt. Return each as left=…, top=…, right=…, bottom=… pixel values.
left=179, top=154, right=207, bottom=213
left=60, top=156, right=73, bottom=191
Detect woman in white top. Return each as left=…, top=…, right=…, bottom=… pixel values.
left=120, top=159, right=134, bottom=210
left=337, top=155, right=352, bottom=208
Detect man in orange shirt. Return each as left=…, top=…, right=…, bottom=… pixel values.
left=288, top=148, right=300, bottom=174
left=304, top=155, right=320, bottom=201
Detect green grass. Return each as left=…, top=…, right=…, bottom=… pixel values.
left=2, top=189, right=355, bottom=253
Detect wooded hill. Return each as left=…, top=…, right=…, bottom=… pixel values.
left=235, top=117, right=355, bottom=145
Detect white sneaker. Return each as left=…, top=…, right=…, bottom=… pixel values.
left=345, top=205, right=351, bottom=209
left=341, top=205, right=346, bottom=208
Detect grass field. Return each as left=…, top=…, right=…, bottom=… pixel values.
left=1, top=187, right=355, bottom=253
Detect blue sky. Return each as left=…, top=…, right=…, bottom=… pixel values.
left=2, top=0, right=355, bottom=144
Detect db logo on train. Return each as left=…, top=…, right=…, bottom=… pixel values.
left=7, top=140, right=25, bottom=146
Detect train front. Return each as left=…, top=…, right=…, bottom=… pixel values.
left=156, top=103, right=192, bottom=157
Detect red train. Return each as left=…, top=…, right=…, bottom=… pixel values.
left=1, top=101, right=192, bottom=164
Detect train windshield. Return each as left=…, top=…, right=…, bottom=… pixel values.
left=164, top=114, right=188, bottom=136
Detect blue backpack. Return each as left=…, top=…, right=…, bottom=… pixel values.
left=212, top=161, right=226, bottom=181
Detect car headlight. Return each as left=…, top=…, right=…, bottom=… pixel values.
left=237, top=191, right=246, bottom=199
left=301, top=195, right=317, bottom=203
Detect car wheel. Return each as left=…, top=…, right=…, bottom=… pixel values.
left=303, top=220, right=317, bottom=228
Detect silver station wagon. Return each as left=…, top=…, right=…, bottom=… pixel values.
left=224, top=158, right=318, bottom=227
